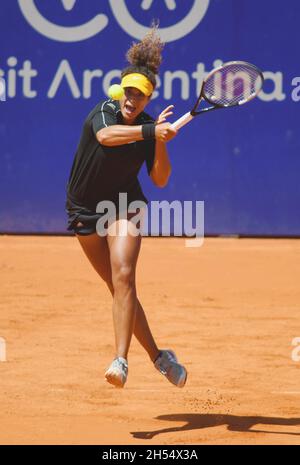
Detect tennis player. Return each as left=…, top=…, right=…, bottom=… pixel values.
left=65, top=26, right=187, bottom=388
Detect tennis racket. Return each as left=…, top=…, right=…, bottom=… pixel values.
left=172, top=61, right=264, bottom=131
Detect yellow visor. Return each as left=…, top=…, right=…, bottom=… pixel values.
left=121, top=73, right=154, bottom=97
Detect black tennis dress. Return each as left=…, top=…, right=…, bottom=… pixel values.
left=65, top=99, right=156, bottom=235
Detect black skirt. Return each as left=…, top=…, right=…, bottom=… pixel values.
left=66, top=190, right=148, bottom=236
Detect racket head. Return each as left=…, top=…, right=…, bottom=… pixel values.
left=200, top=61, right=264, bottom=109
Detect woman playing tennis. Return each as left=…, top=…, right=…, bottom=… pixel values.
left=66, top=26, right=187, bottom=389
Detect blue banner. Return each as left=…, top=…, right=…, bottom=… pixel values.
left=1, top=0, right=300, bottom=235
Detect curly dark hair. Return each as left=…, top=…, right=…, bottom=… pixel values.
left=121, top=23, right=164, bottom=91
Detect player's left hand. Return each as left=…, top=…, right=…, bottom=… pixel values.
left=156, top=105, right=174, bottom=125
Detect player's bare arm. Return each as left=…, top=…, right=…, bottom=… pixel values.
left=149, top=105, right=176, bottom=187
left=96, top=125, right=145, bottom=146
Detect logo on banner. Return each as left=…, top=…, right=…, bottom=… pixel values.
left=18, top=0, right=210, bottom=43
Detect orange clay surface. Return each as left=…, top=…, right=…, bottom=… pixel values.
left=0, top=235, right=299, bottom=445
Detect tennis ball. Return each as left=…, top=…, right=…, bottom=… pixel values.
left=108, top=84, right=124, bottom=100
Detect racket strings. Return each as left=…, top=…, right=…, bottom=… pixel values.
left=203, top=63, right=263, bottom=106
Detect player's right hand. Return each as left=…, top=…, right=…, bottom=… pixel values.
left=155, top=122, right=177, bottom=143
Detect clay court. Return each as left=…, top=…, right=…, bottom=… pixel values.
left=0, top=235, right=299, bottom=445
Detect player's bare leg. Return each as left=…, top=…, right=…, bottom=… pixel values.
left=106, top=221, right=141, bottom=363
left=76, top=230, right=160, bottom=363
left=76, top=219, right=186, bottom=388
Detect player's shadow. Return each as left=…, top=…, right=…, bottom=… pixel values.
left=131, top=414, right=300, bottom=439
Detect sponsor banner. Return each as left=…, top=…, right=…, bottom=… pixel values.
left=0, top=0, right=299, bottom=234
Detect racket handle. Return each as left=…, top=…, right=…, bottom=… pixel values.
left=172, top=112, right=194, bottom=131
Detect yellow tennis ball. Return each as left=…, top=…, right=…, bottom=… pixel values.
left=108, top=84, right=124, bottom=100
